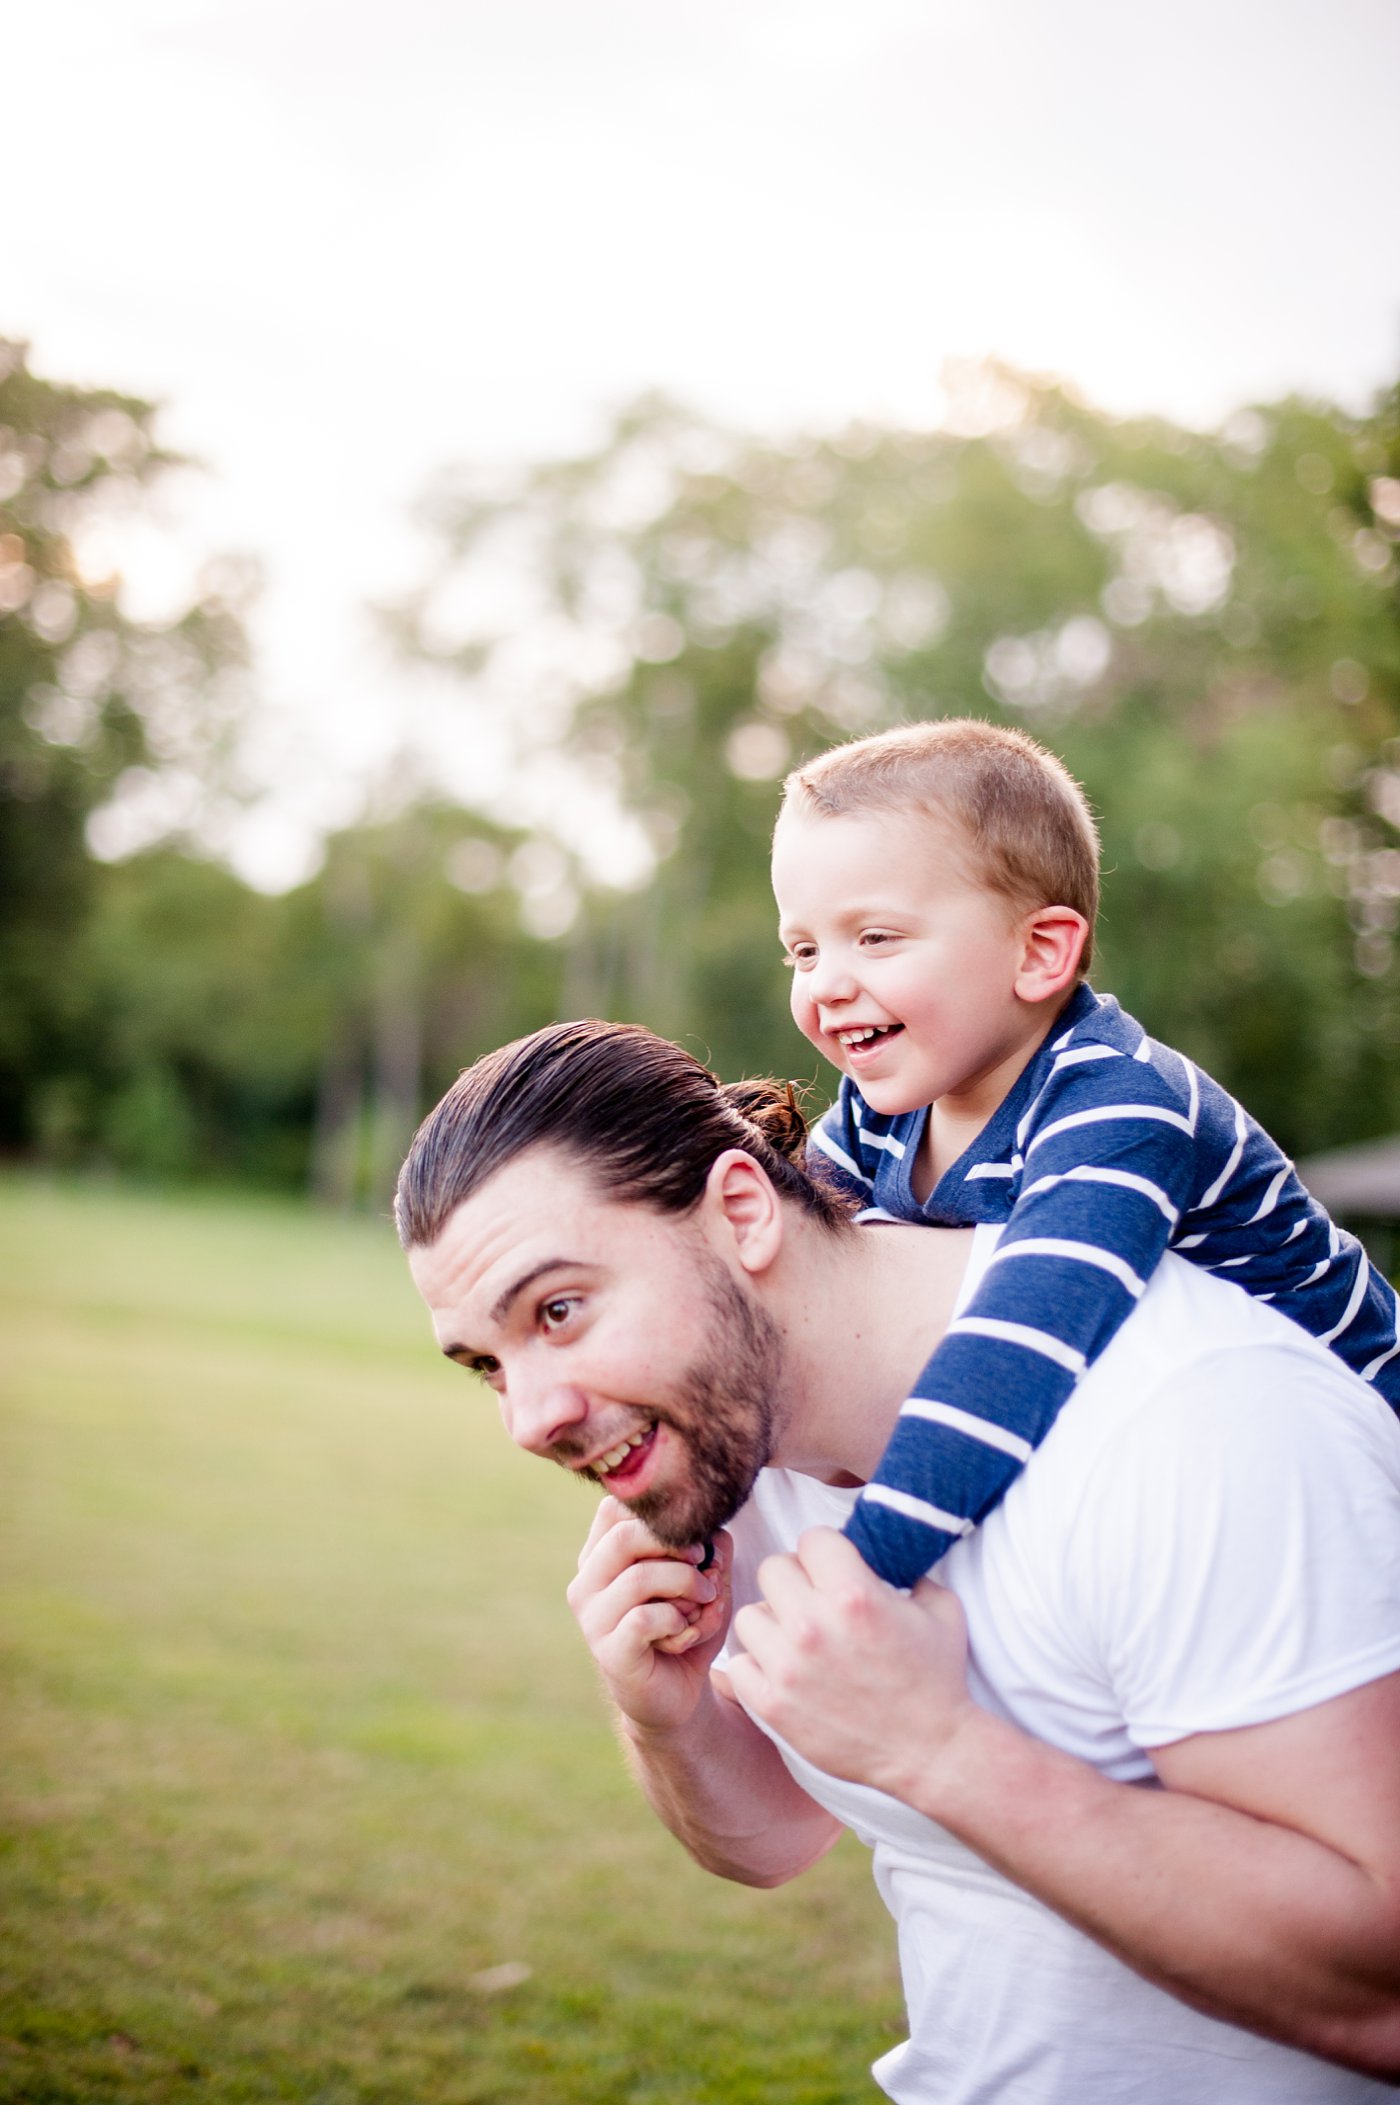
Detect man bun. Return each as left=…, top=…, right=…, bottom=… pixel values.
left=720, top=1078, right=810, bottom=1165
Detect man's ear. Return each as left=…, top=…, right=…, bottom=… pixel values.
left=701, top=1149, right=785, bottom=1278
left=1015, top=905, right=1088, bottom=1005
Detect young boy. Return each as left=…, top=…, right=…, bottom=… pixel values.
left=771, top=717, right=1400, bottom=1590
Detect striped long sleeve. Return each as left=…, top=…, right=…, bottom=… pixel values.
left=816, top=986, right=1400, bottom=1590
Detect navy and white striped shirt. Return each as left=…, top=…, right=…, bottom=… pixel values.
left=811, top=983, right=1400, bottom=1589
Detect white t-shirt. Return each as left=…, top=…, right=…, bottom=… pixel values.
left=723, top=1226, right=1400, bottom=2104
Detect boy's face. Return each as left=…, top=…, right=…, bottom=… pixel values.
left=772, top=804, right=1038, bottom=1120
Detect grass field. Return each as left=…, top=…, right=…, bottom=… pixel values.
left=0, top=1175, right=903, bottom=2103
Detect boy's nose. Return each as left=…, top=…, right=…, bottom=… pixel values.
left=807, top=951, right=858, bottom=1007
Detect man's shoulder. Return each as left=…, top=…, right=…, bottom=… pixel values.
left=977, top=1247, right=1400, bottom=1749
left=1041, top=1252, right=1400, bottom=1568
left=1079, top=1248, right=1357, bottom=1422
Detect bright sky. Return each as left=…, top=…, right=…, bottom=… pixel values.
left=8, top=0, right=1400, bottom=885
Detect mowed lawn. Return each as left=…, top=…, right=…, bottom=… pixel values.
left=0, top=1176, right=902, bottom=2104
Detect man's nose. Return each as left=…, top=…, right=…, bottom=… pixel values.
left=503, top=1365, right=589, bottom=1458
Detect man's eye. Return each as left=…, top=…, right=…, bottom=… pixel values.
left=540, top=1298, right=575, bottom=1332
left=467, top=1355, right=501, bottom=1382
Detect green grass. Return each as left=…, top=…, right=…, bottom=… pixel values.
left=0, top=1175, right=902, bottom=2103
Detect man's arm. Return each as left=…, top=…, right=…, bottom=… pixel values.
left=567, top=1498, right=843, bottom=1888
left=731, top=1531, right=1400, bottom=2077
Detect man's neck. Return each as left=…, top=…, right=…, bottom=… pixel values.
left=772, top=1219, right=977, bottom=1486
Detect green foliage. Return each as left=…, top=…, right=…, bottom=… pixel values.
left=5, top=347, right=1400, bottom=1189
left=34, top=808, right=563, bottom=1201
left=395, top=369, right=1400, bottom=1151
left=1, top=1175, right=901, bottom=2101
left=0, top=339, right=249, bottom=1153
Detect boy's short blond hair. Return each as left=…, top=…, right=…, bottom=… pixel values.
left=780, top=717, right=1101, bottom=975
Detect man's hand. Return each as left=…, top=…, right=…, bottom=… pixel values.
left=734, top=1529, right=1400, bottom=2075
left=566, top=1497, right=734, bottom=1736
left=567, top=1500, right=844, bottom=1886
left=729, top=1527, right=983, bottom=1800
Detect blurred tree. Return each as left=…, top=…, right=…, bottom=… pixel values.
left=391, top=368, right=1400, bottom=1155
left=298, top=804, right=560, bottom=1208
left=0, top=339, right=249, bottom=1152
left=55, top=804, right=557, bottom=1203
left=10, top=351, right=1399, bottom=1196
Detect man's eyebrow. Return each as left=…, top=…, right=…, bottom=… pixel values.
left=489, top=1257, right=574, bottom=1327
left=438, top=1255, right=580, bottom=1361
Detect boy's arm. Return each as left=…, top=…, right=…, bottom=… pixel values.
left=846, top=1053, right=1201, bottom=1587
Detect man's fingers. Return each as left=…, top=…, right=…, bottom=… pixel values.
left=576, top=1493, right=630, bottom=1566
left=725, top=1647, right=770, bottom=1713
left=571, top=1542, right=720, bottom=1648
left=910, top=1572, right=967, bottom=1637
left=751, top=1530, right=878, bottom=1637
left=595, top=1595, right=698, bottom=1657
left=752, top=1548, right=812, bottom=1614
left=732, top=1596, right=781, bottom=1668
left=576, top=1494, right=680, bottom=1571
left=793, top=1525, right=877, bottom=1585
left=574, top=1505, right=707, bottom=1588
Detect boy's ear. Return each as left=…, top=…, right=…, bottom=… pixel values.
left=1015, top=906, right=1088, bottom=1004
left=701, top=1149, right=785, bottom=1278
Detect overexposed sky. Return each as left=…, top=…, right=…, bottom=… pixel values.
left=8, top=0, right=1400, bottom=882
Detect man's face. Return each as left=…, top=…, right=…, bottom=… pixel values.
left=408, top=1147, right=785, bottom=1548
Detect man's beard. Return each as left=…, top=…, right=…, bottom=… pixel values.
left=588, top=1254, right=784, bottom=1550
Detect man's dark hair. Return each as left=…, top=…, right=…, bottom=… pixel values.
left=394, top=1019, right=852, bottom=1249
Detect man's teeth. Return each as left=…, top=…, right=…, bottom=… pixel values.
left=595, top=1427, right=652, bottom=1476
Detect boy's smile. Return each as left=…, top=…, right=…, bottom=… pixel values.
left=772, top=804, right=1059, bottom=1144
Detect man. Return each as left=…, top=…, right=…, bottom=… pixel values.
left=397, top=1019, right=1400, bottom=2103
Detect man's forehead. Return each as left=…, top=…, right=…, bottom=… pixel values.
left=408, top=1147, right=677, bottom=1326
left=410, top=1149, right=586, bottom=1298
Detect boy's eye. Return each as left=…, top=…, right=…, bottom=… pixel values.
left=783, top=945, right=816, bottom=970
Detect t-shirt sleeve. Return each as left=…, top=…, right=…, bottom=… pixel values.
left=1067, top=1343, right=1400, bottom=1749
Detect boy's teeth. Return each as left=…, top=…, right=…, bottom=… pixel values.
left=839, top=1026, right=886, bottom=1045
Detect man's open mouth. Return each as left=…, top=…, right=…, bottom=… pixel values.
left=585, top=1420, right=658, bottom=1484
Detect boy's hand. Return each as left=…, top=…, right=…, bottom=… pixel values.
left=728, top=1527, right=982, bottom=1802
left=566, top=1496, right=734, bottom=1736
